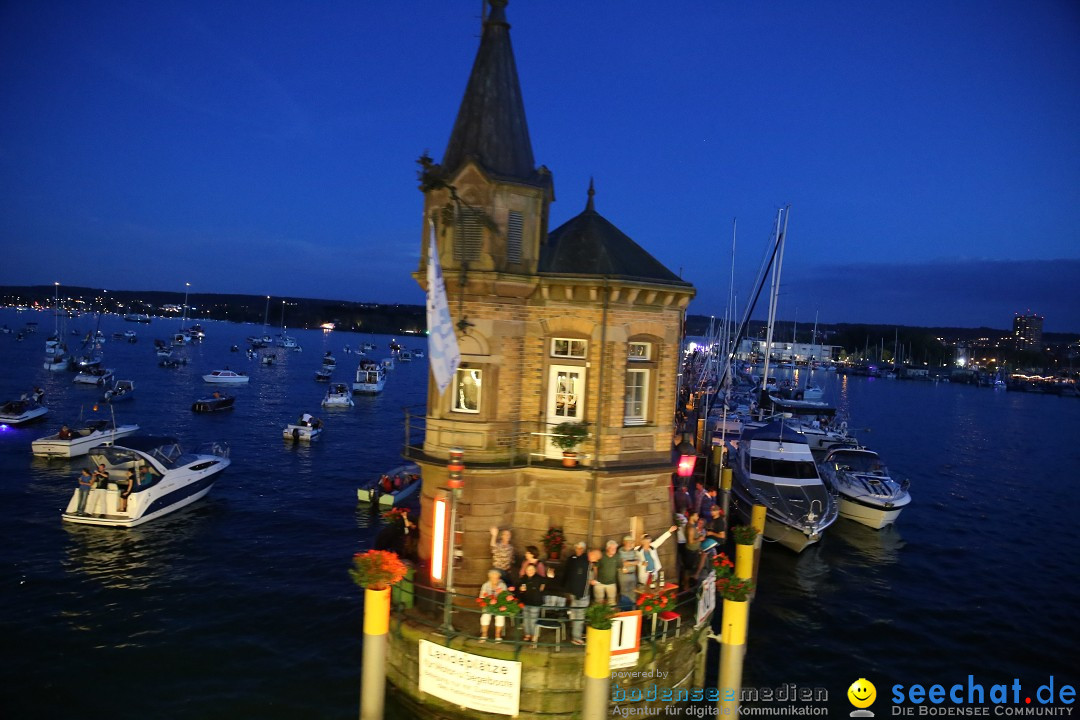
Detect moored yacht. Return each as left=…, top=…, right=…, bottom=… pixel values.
left=61, top=436, right=230, bottom=527
left=0, top=397, right=49, bottom=426
left=202, top=369, right=249, bottom=384
left=283, top=414, right=323, bottom=442
left=32, top=419, right=140, bottom=457
left=727, top=419, right=838, bottom=552
left=353, top=359, right=387, bottom=394
left=74, top=367, right=115, bottom=386
left=819, top=448, right=911, bottom=529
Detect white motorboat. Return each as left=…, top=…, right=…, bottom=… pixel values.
left=353, top=359, right=387, bottom=394
left=283, top=414, right=323, bottom=442
left=819, top=448, right=911, bottom=529
left=61, top=436, right=230, bottom=527
left=278, top=335, right=298, bottom=349
left=32, top=419, right=140, bottom=457
left=322, top=352, right=337, bottom=369
left=362, top=342, right=377, bottom=352
left=74, top=367, right=115, bottom=386
left=727, top=419, right=838, bottom=553
left=173, top=332, right=191, bottom=346
left=357, top=464, right=422, bottom=507
left=123, top=330, right=137, bottom=340
left=75, top=354, right=102, bottom=371
left=380, top=357, right=395, bottom=371
left=261, top=354, right=275, bottom=366
left=124, top=313, right=151, bottom=323
left=322, top=383, right=354, bottom=408
left=0, top=398, right=49, bottom=426
left=102, top=380, right=136, bottom=403
left=412, top=349, right=425, bottom=358
left=202, top=370, right=249, bottom=384
left=398, top=350, right=413, bottom=362
left=314, top=367, right=333, bottom=383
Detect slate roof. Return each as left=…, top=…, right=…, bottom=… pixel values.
left=441, top=0, right=540, bottom=185
left=539, top=183, right=691, bottom=287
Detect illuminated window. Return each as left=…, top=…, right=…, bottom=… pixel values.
left=624, top=369, right=649, bottom=426
left=628, top=342, right=651, bottom=361
left=452, top=368, right=482, bottom=413
left=551, top=338, right=587, bottom=359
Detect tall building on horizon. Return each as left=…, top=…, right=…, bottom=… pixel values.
left=1012, top=312, right=1043, bottom=350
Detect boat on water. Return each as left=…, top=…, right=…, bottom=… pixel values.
left=32, top=419, right=140, bottom=457
left=61, top=436, right=230, bottom=527
left=74, top=367, right=115, bottom=387
left=102, top=380, right=135, bottom=403
left=261, top=354, right=276, bottom=366
left=44, top=337, right=72, bottom=371
left=314, top=367, right=333, bottom=382
left=202, top=370, right=249, bottom=384
left=819, top=448, right=911, bottom=529
left=412, top=349, right=426, bottom=358
left=124, top=313, right=151, bottom=323
left=353, top=359, right=387, bottom=394
left=801, top=384, right=824, bottom=401
left=159, top=356, right=187, bottom=369
left=727, top=419, right=838, bottom=552
left=192, top=392, right=235, bottom=413
left=322, top=383, right=354, bottom=408
left=362, top=342, right=377, bottom=352
left=0, top=396, right=49, bottom=426
left=322, top=352, right=337, bottom=369
left=74, top=354, right=102, bottom=371
left=278, top=335, right=298, bottom=349
left=398, top=350, right=413, bottom=362
left=283, top=414, right=323, bottom=442
left=357, top=463, right=421, bottom=507
left=381, top=357, right=395, bottom=371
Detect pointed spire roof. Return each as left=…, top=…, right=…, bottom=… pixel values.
left=442, top=0, right=539, bottom=184
left=539, top=183, right=691, bottom=287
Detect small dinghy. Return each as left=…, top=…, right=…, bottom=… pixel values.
left=321, top=383, right=354, bottom=408
left=102, top=380, right=135, bottom=403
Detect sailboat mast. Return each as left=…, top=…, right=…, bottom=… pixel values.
left=263, top=295, right=271, bottom=331
left=180, top=282, right=190, bottom=332
left=760, top=206, right=789, bottom=409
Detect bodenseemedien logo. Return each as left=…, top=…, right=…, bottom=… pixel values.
left=849, top=678, right=878, bottom=717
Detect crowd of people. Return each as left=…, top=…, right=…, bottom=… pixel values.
left=71, top=462, right=159, bottom=517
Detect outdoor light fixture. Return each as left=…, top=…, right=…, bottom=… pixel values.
left=430, top=497, right=447, bottom=582
left=447, top=447, right=464, bottom=489
left=676, top=439, right=698, bottom=478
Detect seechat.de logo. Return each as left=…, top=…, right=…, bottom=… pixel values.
left=849, top=678, right=878, bottom=717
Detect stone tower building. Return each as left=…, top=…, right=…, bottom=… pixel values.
left=411, top=0, right=696, bottom=589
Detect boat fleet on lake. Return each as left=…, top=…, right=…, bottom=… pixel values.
left=3, top=307, right=426, bottom=527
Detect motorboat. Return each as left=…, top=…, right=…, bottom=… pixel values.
left=124, top=313, right=151, bottom=323
left=357, top=464, right=422, bottom=507
left=322, top=383, right=354, bottom=408
left=412, top=349, right=425, bottom=358
left=32, top=419, right=140, bottom=458
left=123, top=330, right=137, bottom=340
left=173, top=332, right=191, bottom=346
left=398, top=350, right=413, bottom=362
left=159, top=357, right=187, bottom=369
left=765, top=396, right=858, bottom=455
left=61, top=436, right=230, bottom=527
left=102, top=380, right=135, bottom=403
left=283, top=414, right=323, bottom=442
left=261, top=354, right=275, bottom=366
left=192, top=393, right=235, bottom=413
left=314, top=367, right=333, bottom=383
left=75, top=354, right=102, bottom=371
left=188, top=324, right=206, bottom=340
left=361, top=342, right=377, bottom=352
left=353, top=359, right=387, bottom=394
left=278, top=335, right=298, bottom=349
left=0, top=397, right=49, bottom=426
left=380, top=357, right=395, bottom=371
left=74, top=367, right=115, bottom=387
left=727, top=419, right=838, bottom=552
left=202, top=369, right=249, bottom=384
left=322, top=352, right=336, bottom=369
left=819, top=448, right=911, bottom=529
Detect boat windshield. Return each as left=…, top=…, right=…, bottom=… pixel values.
left=750, top=457, right=819, bottom=480
left=149, top=443, right=184, bottom=469
left=830, top=452, right=885, bottom=474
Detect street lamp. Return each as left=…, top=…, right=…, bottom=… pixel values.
left=676, top=438, right=698, bottom=479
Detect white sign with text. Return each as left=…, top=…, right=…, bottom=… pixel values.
left=418, top=640, right=521, bottom=716
left=610, top=610, right=643, bottom=669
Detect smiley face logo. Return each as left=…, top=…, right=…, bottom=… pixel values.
left=848, top=678, right=877, bottom=709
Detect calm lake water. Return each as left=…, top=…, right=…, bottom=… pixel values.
left=1, top=308, right=1077, bottom=718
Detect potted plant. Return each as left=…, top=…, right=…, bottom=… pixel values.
left=349, top=549, right=409, bottom=591
left=585, top=602, right=616, bottom=630
left=731, top=524, right=758, bottom=580
left=635, top=587, right=676, bottom=616
left=552, top=421, right=589, bottom=467
left=541, top=527, right=565, bottom=560
left=711, top=551, right=735, bottom=580
left=475, top=588, right=524, bottom=618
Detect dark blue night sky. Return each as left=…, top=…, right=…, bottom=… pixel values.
left=1, top=1, right=1078, bottom=330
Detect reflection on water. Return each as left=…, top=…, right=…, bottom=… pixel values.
left=829, top=520, right=905, bottom=566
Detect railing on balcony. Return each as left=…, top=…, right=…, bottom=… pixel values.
left=402, top=406, right=591, bottom=469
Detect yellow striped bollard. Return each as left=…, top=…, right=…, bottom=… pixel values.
left=360, top=587, right=391, bottom=720
left=583, top=625, right=612, bottom=720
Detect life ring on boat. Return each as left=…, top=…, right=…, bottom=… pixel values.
left=839, top=421, right=848, bottom=435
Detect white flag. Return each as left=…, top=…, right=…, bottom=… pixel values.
left=426, top=222, right=461, bottom=393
